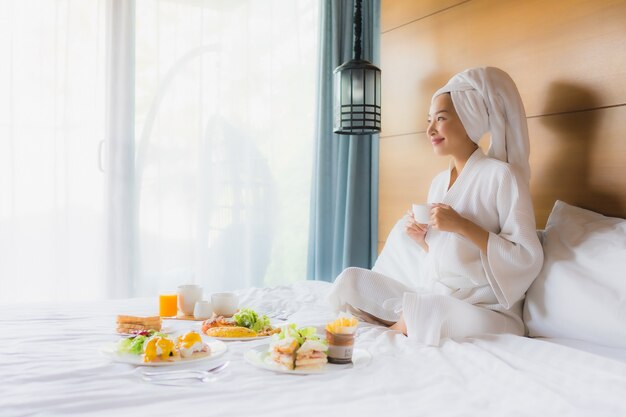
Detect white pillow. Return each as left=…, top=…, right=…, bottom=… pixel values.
left=523, top=200, right=626, bottom=348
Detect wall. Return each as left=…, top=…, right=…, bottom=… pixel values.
left=378, top=0, right=626, bottom=252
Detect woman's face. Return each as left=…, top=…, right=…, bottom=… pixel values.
left=427, top=93, right=474, bottom=158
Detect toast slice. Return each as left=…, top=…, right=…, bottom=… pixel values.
left=116, top=315, right=162, bottom=333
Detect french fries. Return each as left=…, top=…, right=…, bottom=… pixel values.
left=325, top=313, right=358, bottom=334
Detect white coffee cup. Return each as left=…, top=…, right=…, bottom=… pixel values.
left=412, top=203, right=431, bottom=224
left=211, top=292, right=239, bottom=317
left=177, top=284, right=203, bottom=316
left=193, top=300, right=213, bottom=320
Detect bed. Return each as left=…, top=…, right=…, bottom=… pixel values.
left=3, top=201, right=626, bottom=416
left=3, top=208, right=626, bottom=417
left=2, top=288, right=625, bottom=417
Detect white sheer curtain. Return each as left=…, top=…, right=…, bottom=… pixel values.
left=0, top=1, right=107, bottom=303
left=133, top=0, right=319, bottom=295
left=0, top=0, right=319, bottom=302
left=105, top=0, right=136, bottom=299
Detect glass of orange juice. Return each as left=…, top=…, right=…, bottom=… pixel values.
left=159, top=293, right=178, bottom=317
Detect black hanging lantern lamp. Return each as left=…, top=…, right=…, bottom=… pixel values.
left=333, top=0, right=381, bottom=135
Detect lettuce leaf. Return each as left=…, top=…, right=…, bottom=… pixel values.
left=116, top=330, right=167, bottom=355
left=117, top=335, right=146, bottom=355
left=275, top=324, right=323, bottom=346
left=233, top=308, right=270, bottom=332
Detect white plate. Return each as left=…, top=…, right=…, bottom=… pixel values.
left=244, top=344, right=372, bottom=375
left=201, top=324, right=283, bottom=341
left=207, top=334, right=271, bottom=341
left=118, top=326, right=173, bottom=337
left=100, top=340, right=227, bottom=367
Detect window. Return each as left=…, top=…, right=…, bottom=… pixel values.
left=0, top=0, right=320, bottom=302
left=0, top=1, right=107, bottom=302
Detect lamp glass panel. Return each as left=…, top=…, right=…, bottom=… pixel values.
left=365, top=70, right=375, bottom=105
left=352, top=69, right=364, bottom=105
left=333, top=71, right=341, bottom=128
left=375, top=71, right=381, bottom=106
left=341, top=70, right=352, bottom=104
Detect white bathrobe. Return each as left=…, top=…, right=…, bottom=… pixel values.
left=328, top=149, right=544, bottom=345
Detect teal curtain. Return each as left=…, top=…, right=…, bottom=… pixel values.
left=307, top=0, right=380, bottom=282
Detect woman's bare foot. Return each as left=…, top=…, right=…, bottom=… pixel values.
left=389, top=314, right=407, bottom=335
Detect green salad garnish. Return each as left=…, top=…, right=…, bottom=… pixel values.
left=233, top=308, right=271, bottom=332
left=274, top=323, right=326, bottom=346
left=116, top=330, right=166, bottom=355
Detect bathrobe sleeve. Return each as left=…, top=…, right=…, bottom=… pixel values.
left=481, top=166, right=544, bottom=308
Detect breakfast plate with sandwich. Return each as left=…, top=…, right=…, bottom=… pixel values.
left=244, top=324, right=372, bottom=375
left=115, top=315, right=172, bottom=337
left=100, top=330, right=227, bottom=366
left=201, top=308, right=281, bottom=341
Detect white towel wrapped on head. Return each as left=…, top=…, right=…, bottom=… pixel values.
left=433, top=66, right=531, bottom=184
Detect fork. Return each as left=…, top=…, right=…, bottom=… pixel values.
left=138, top=361, right=229, bottom=381
left=266, top=310, right=290, bottom=321
left=142, top=373, right=218, bottom=386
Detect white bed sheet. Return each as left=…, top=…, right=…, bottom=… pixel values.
left=535, top=337, right=626, bottom=364
left=1, top=281, right=625, bottom=417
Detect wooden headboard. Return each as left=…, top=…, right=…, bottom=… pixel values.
left=378, top=0, right=626, bottom=253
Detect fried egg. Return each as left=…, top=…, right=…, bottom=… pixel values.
left=176, top=331, right=207, bottom=358
left=143, top=336, right=175, bottom=363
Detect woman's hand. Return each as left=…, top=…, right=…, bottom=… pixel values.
left=430, top=203, right=466, bottom=233
left=404, top=210, right=429, bottom=252
left=430, top=203, right=489, bottom=253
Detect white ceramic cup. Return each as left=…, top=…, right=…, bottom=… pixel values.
left=211, top=292, right=239, bottom=317
left=177, top=284, right=203, bottom=316
left=412, top=203, right=431, bottom=224
left=193, top=300, right=213, bottom=320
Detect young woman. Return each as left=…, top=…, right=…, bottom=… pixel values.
left=328, top=67, right=544, bottom=346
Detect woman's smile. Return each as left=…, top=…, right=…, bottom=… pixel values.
left=431, top=136, right=445, bottom=146
left=427, top=94, right=477, bottom=160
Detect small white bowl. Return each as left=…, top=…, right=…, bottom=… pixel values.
left=193, top=300, right=213, bottom=320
